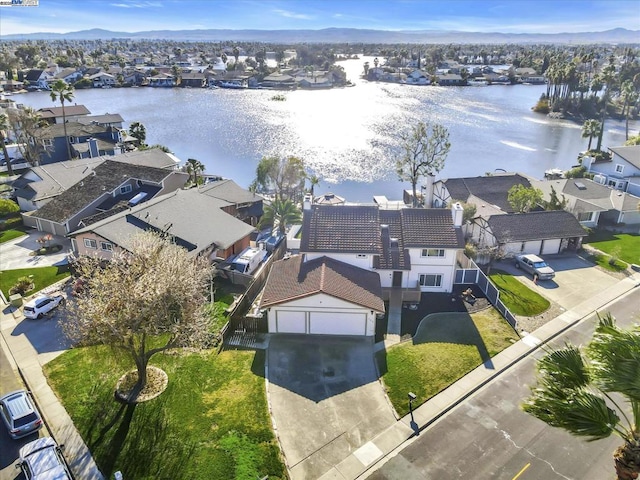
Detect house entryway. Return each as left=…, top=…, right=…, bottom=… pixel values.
left=392, top=271, right=403, bottom=287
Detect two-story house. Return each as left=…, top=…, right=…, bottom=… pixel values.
left=38, top=105, right=91, bottom=125
left=583, top=145, right=640, bottom=196
left=23, top=159, right=188, bottom=236
left=35, top=122, right=123, bottom=163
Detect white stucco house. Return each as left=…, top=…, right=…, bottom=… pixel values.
left=259, top=201, right=466, bottom=336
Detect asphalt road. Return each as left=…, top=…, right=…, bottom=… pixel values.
left=365, top=288, right=640, bottom=480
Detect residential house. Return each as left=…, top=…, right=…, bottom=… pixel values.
left=23, top=159, right=188, bottom=236
left=88, top=72, right=116, bottom=88
left=197, top=179, right=264, bottom=226
left=435, top=73, right=465, bottom=86
left=583, top=145, right=640, bottom=196
left=24, top=69, right=51, bottom=90
left=148, top=73, right=175, bottom=87
left=35, top=122, right=123, bottom=163
left=53, top=68, right=83, bottom=85
left=0, top=79, right=25, bottom=92
left=515, top=67, right=545, bottom=84
left=180, top=71, right=206, bottom=88
left=77, top=113, right=124, bottom=129
left=532, top=177, right=640, bottom=228
left=468, top=210, right=586, bottom=256
left=13, top=149, right=181, bottom=212
left=406, top=70, right=431, bottom=85
left=261, top=73, right=296, bottom=89
left=68, top=186, right=256, bottom=261
left=38, top=105, right=91, bottom=125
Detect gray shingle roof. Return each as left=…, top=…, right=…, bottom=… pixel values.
left=488, top=210, right=586, bottom=243
left=444, top=174, right=532, bottom=212
left=199, top=179, right=263, bottom=205
left=38, top=105, right=91, bottom=119
left=36, top=122, right=111, bottom=139
left=72, top=188, right=256, bottom=255
left=260, top=255, right=384, bottom=312
left=609, top=145, right=640, bottom=169
left=77, top=114, right=124, bottom=125
left=33, top=160, right=175, bottom=223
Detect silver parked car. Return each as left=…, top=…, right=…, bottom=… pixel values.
left=23, top=294, right=65, bottom=320
left=515, top=254, right=556, bottom=280
left=0, top=390, right=43, bottom=439
left=17, top=437, right=72, bottom=480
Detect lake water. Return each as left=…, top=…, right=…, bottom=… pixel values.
left=11, top=57, right=637, bottom=202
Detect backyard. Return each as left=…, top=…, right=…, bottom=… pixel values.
left=379, top=308, right=519, bottom=416
left=44, top=346, right=285, bottom=480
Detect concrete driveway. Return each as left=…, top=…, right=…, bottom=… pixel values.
left=494, top=254, right=620, bottom=310
left=0, top=231, right=72, bottom=271
left=267, top=335, right=396, bottom=480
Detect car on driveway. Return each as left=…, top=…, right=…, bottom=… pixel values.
left=0, top=390, right=43, bottom=439
left=515, top=254, right=555, bottom=280
left=23, top=294, right=65, bottom=320
left=17, top=436, right=72, bottom=480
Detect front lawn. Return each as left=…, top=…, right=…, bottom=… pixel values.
left=584, top=231, right=640, bottom=265
left=44, top=346, right=285, bottom=480
left=380, top=309, right=519, bottom=416
left=0, top=228, right=26, bottom=243
left=488, top=270, right=550, bottom=316
left=0, top=266, right=70, bottom=298
left=588, top=251, right=629, bottom=273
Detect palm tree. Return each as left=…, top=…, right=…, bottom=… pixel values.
left=306, top=174, right=320, bottom=198
left=522, top=312, right=640, bottom=480
left=620, top=80, right=639, bottom=141
left=129, top=121, right=146, bottom=147
left=581, top=119, right=601, bottom=152
left=49, top=79, right=74, bottom=160
left=185, top=158, right=205, bottom=186
left=258, top=198, right=302, bottom=235
left=0, top=113, right=14, bottom=176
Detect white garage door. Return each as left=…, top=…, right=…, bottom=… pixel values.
left=275, top=311, right=306, bottom=334
left=541, top=238, right=561, bottom=255
left=309, top=312, right=366, bottom=336
left=522, top=241, right=542, bottom=255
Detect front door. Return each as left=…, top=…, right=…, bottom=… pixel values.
left=392, top=271, right=402, bottom=287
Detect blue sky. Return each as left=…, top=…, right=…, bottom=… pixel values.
left=1, top=0, right=639, bottom=36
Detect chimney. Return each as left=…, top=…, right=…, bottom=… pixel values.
left=423, top=174, right=435, bottom=208
left=303, top=193, right=313, bottom=210
left=380, top=224, right=390, bottom=245
left=88, top=137, right=99, bottom=158
left=451, top=202, right=464, bottom=227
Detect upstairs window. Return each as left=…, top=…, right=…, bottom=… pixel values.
left=100, top=242, right=113, bottom=251
left=120, top=184, right=132, bottom=194
left=615, top=164, right=624, bottom=174
left=421, top=248, right=445, bottom=257
left=84, top=238, right=97, bottom=249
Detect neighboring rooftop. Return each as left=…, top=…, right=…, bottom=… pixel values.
left=37, top=105, right=91, bottom=119
left=487, top=210, right=587, bottom=243
left=608, top=145, right=640, bottom=169
left=77, top=113, right=124, bottom=126
left=260, top=255, right=385, bottom=312
left=199, top=178, right=263, bottom=205
left=443, top=173, right=533, bottom=213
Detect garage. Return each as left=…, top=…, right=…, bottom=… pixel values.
left=260, top=255, right=384, bottom=337
left=540, top=238, right=561, bottom=255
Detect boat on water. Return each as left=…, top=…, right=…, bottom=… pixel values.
left=544, top=168, right=565, bottom=179
left=467, top=79, right=488, bottom=86
left=219, top=82, right=246, bottom=89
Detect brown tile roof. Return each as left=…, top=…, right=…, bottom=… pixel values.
left=260, top=255, right=384, bottom=312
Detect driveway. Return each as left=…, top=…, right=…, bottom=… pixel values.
left=0, top=231, right=72, bottom=271
left=267, top=335, right=396, bottom=480
left=494, top=254, right=620, bottom=311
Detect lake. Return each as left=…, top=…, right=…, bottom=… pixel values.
left=11, top=57, right=637, bottom=202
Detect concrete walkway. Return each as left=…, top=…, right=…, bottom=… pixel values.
left=0, top=298, right=104, bottom=479
left=385, top=289, right=402, bottom=343
left=319, top=272, right=640, bottom=480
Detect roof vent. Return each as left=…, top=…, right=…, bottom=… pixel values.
left=574, top=181, right=587, bottom=190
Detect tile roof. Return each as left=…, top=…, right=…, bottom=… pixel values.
left=488, top=211, right=586, bottom=243
left=32, top=160, right=177, bottom=224
left=38, top=105, right=91, bottom=119
left=260, top=255, right=384, bottom=312
left=444, top=174, right=532, bottom=212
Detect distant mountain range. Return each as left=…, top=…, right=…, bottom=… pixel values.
left=2, top=27, right=639, bottom=44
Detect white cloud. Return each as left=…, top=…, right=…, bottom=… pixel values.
left=273, top=8, right=314, bottom=20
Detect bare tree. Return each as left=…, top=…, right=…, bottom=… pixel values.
left=396, top=121, right=450, bottom=207
left=64, top=232, right=212, bottom=402
left=252, top=155, right=306, bottom=202
left=6, top=107, right=49, bottom=166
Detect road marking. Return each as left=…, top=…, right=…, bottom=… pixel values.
left=512, top=462, right=531, bottom=480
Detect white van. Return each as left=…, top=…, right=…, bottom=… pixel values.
left=230, top=244, right=267, bottom=275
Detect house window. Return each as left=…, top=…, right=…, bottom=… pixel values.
left=419, top=274, right=443, bottom=287
left=615, top=164, right=624, bottom=174
left=120, top=184, right=132, bottom=194
left=100, top=242, right=113, bottom=251
left=577, top=212, right=594, bottom=222
left=84, top=238, right=97, bottom=249
left=421, top=249, right=445, bottom=257
left=356, top=254, right=367, bottom=259
left=42, top=139, right=53, bottom=147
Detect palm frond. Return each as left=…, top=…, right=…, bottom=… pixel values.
left=536, top=345, right=590, bottom=392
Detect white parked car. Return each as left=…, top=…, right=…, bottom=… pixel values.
left=514, top=254, right=556, bottom=281
left=23, top=294, right=65, bottom=319
left=17, top=437, right=72, bottom=480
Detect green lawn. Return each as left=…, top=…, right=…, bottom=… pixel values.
left=380, top=309, right=518, bottom=416
left=488, top=270, right=550, bottom=316
left=587, top=251, right=629, bottom=273
left=44, top=346, right=285, bottom=480
left=0, top=228, right=26, bottom=243
left=584, top=231, right=640, bottom=265
left=0, top=266, right=70, bottom=298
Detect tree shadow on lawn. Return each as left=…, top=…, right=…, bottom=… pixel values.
left=82, top=381, right=194, bottom=479
left=412, top=312, right=494, bottom=369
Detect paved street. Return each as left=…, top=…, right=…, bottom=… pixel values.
left=365, top=288, right=640, bottom=480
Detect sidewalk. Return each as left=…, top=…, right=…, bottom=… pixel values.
left=0, top=302, right=104, bottom=480
left=319, top=272, right=640, bottom=480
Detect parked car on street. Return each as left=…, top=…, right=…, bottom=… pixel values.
left=0, top=390, right=43, bottom=439
left=515, top=254, right=556, bottom=280
left=17, top=436, right=72, bottom=480
left=23, top=294, right=65, bottom=319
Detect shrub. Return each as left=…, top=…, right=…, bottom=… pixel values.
left=9, top=276, right=34, bottom=296
left=532, top=94, right=550, bottom=114
left=0, top=199, right=19, bottom=215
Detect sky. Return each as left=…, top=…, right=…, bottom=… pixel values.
left=0, top=0, right=639, bottom=36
